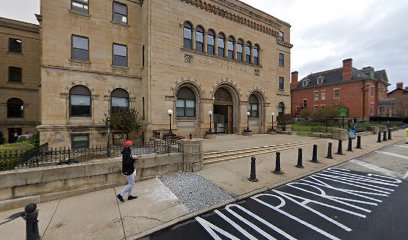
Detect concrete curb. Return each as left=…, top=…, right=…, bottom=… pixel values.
left=129, top=136, right=403, bottom=240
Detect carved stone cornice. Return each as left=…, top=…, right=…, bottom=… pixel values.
left=179, top=0, right=285, bottom=39
left=277, top=39, right=293, bottom=49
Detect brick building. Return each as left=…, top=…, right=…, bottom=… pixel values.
left=35, top=0, right=292, bottom=148
left=0, top=17, right=41, bottom=143
left=291, top=58, right=389, bottom=120
left=379, top=82, right=408, bottom=117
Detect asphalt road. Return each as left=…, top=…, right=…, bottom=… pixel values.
left=147, top=143, right=408, bottom=240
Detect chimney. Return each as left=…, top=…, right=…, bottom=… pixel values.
left=291, top=71, right=298, bottom=89
left=342, top=58, right=353, bottom=81
left=396, top=82, right=403, bottom=89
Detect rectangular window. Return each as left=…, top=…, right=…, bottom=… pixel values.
left=314, top=91, right=319, bottom=101
left=370, top=86, right=375, bottom=97
left=249, top=104, right=259, bottom=118
left=334, top=89, right=340, bottom=99
left=72, top=35, right=89, bottom=61
left=113, top=43, right=128, bottom=67
left=279, top=53, right=284, bottom=66
left=321, top=90, right=326, bottom=100
left=8, top=67, right=22, bottom=82
left=278, top=31, right=284, bottom=41
left=314, top=105, right=319, bottom=112
left=113, top=1, right=128, bottom=24
left=279, top=77, right=285, bottom=90
left=71, top=0, right=89, bottom=14
left=303, top=99, right=308, bottom=108
left=71, top=134, right=89, bottom=149
left=176, top=99, right=195, bottom=117
left=9, top=38, right=22, bottom=53
left=70, top=95, right=91, bottom=117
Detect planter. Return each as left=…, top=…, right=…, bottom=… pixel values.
left=331, top=129, right=348, bottom=140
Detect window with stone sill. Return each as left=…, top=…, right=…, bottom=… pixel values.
left=69, top=85, right=92, bottom=117
left=228, top=36, right=235, bottom=60
left=279, top=53, right=284, bottom=67
left=176, top=87, right=196, bottom=118
left=71, top=0, right=88, bottom=14
left=9, top=67, right=22, bottom=82
left=9, top=38, right=22, bottom=53
left=113, top=1, right=128, bottom=25
left=113, top=43, right=128, bottom=67
left=321, top=91, right=326, bottom=100
left=207, top=30, right=215, bottom=55
left=218, top=33, right=225, bottom=58
left=72, top=35, right=89, bottom=62
left=183, top=22, right=193, bottom=50
left=253, top=44, right=260, bottom=65
left=196, top=26, right=204, bottom=53
left=245, top=42, right=252, bottom=64
left=71, top=134, right=89, bottom=149
left=334, top=89, right=340, bottom=99
left=237, top=39, right=244, bottom=63
left=279, top=77, right=285, bottom=90
left=314, top=91, right=319, bottom=101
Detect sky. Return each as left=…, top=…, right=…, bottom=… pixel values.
left=1, top=0, right=407, bottom=90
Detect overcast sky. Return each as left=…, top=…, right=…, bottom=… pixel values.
left=1, top=0, right=406, bottom=90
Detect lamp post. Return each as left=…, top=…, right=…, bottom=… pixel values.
left=20, top=105, right=24, bottom=118
left=246, top=111, right=250, bottom=131
left=208, top=111, right=213, bottom=133
left=271, top=112, right=275, bottom=131
left=167, top=109, right=174, bottom=136
left=107, top=118, right=111, bottom=157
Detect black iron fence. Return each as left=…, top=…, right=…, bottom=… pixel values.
left=0, top=139, right=181, bottom=171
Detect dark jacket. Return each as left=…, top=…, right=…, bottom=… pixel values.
left=121, top=147, right=135, bottom=175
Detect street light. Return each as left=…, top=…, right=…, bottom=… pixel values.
left=271, top=112, right=275, bottom=131
left=208, top=111, right=213, bottom=133
left=107, top=118, right=111, bottom=157
left=246, top=111, right=250, bottom=131
left=167, top=109, right=174, bottom=136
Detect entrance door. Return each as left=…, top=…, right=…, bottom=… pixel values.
left=213, top=87, right=234, bottom=134
left=213, top=105, right=228, bottom=134
left=8, top=128, right=22, bottom=143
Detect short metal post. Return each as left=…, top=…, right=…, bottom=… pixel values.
left=356, top=136, right=362, bottom=149
left=326, top=142, right=333, bottom=159
left=347, top=138, right=353, bottom=152
left=189, top=133, right=192, bottom=139
left=273, top=152, right=283, bottom=174
left=24, top=203, right=40, bottom=240
left=388, top=129, right=392, bottom=140
left=336, top=140, right=343, bottom=155
left=296, top=148, right=304, bottom=168
left=311, top=144, right=318, bottom=163
left=248, top=157, right=258, bottom=182
left=377, top=131, right=382, bottom=143
left=383, top=131, right=387, bottom=141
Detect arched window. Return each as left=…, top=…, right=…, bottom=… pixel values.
left=183, top=22, right=193, bottom=49
left=7, top=98, right=24, bottom=118
left=218, top=33, right=225, bottom=57
left=111, top=88, right=129, bottom=113
left=237, top=39, right=244, bottom=62
left=254, top=44, right=260, bottom=65
left=70, top=85, right=91, bottom=117
left=207, top=30, right=215, bottom=55
left=196, top=26, right=204, bottom=52
left=245, top=42, right=252, bottom=64
left=176, top=87, right=196, bottom=117
left=248, top=95, right=259, bottom=118
left=227, top=36, right=235, bottom=60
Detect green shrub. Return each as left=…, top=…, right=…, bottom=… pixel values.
left=0, top=142, right=35, bottom=154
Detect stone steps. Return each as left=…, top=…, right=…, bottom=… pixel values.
left=203, top=140, right=313, bottom=164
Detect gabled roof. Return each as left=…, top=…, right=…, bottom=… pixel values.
left=293, top=66, right=389, bottom=90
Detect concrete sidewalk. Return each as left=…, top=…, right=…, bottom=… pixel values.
left=0, top=130, right=405, bottom=240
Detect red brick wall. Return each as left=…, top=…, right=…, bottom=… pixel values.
left=291, top=80, right=388, bottom=119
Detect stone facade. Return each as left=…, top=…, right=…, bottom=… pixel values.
left=37, top=0, right=292, bottom=148
left=0, top=17, right=41, bottom=143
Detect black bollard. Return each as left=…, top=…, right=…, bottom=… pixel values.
left=311, top=145, right=318, bottom=163
left=347, top=138, right=353, bottom=152
left=24, top=203, right=40, bottom=240
left=296, top=148, right=304, bottom=168
left=336, top=140, right=343, bottom=155
left=273, top=152, right=283, bottom=174
left=356, top=136, right=362, bottom=149
left=388, top=129, right=392, bottom=140
left=326, top=142, right=333, bottom=159
left=377, top=131, right=382, bottom=143
left=189, top=133, right=192, bottom=139
left=383, top=131, right=387, bottom=141
left=248, top=156, right=258, bottom=182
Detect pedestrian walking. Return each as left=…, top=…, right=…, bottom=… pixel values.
left=117, top=140, right=140, bottom=202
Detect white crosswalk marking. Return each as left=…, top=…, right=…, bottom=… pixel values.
left=375, top=151, right=408, bottom=160
left=349, top=159, right=403, bottom=178
left=394, top=145, right=408, bottom=149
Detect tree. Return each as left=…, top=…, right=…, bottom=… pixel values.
left=299, top=109, right=312, bottom=121
left=104, top=108, right=144, bottom=139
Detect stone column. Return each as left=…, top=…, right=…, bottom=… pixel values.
left=181, top=139, right=203, bottom=172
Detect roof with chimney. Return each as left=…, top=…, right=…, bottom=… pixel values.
left=292, top=62, right=390, bottom=91
left=387, top=83, right=408, bottom=95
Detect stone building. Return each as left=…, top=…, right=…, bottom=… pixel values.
left=37, top=0, right=292, bottom=148
left=0, top=17, right=41, bottom=143
left=379, top=82, right=408, bottom=117
left=291, top=58, right=389, bottom=120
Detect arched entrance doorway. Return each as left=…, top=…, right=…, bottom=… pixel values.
left=213, top=87, right=235, bottom=134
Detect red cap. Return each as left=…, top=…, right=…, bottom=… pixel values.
left=124, top=140, right=133, bottom=148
